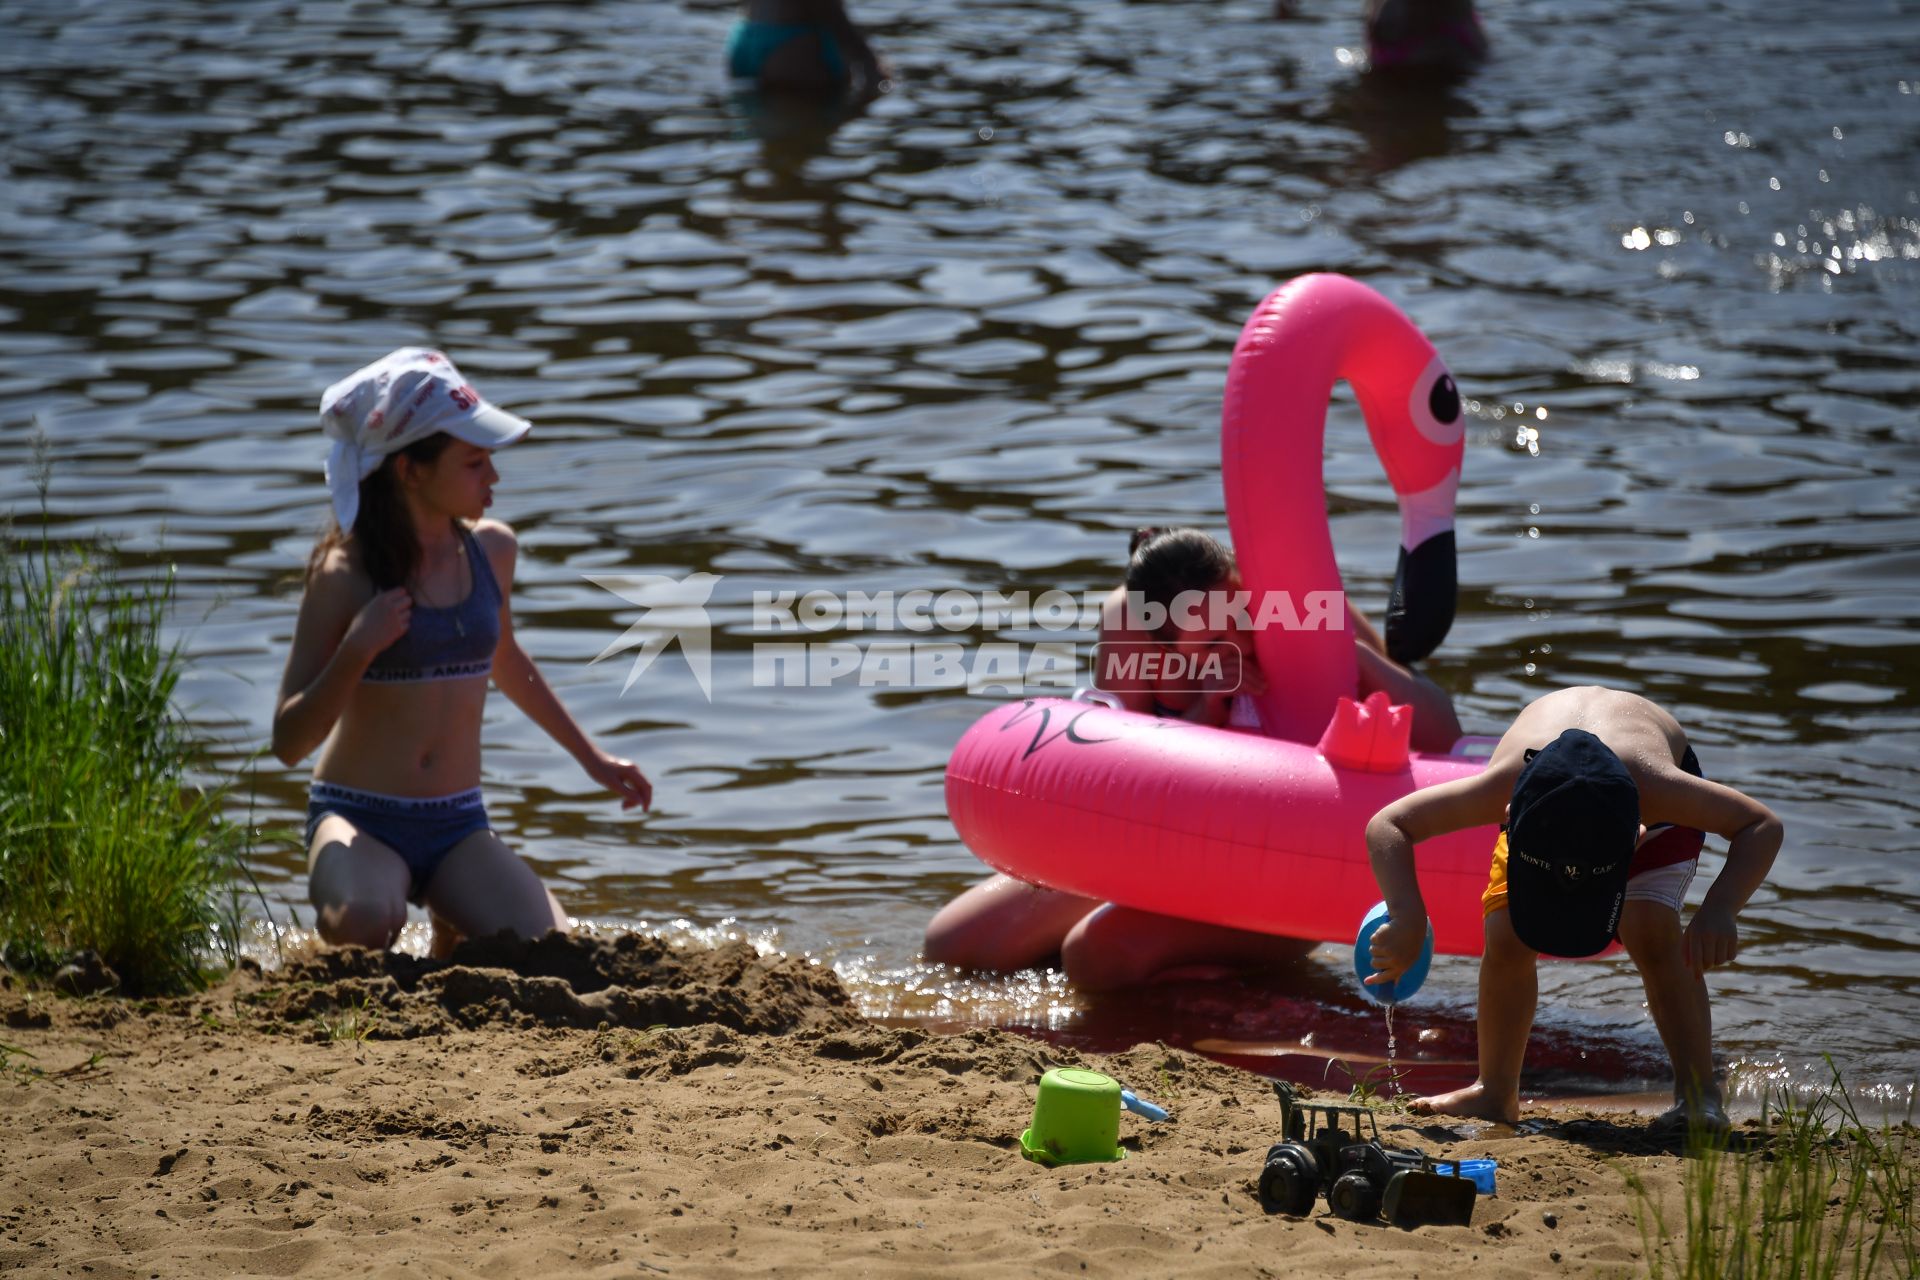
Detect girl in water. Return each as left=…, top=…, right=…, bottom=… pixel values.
left=922, top=526, right=1462, bottom=987
left=273, top=348, right=651, bottom=955
left=727, top=0, right=885, bottom=100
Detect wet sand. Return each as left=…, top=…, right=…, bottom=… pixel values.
left=0, top=935, right=1900, bottom=1278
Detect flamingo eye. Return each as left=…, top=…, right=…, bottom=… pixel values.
left=1408, top=354, right=1465, bottom=446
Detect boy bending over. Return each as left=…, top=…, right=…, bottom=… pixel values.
left=1363, top=686, right=1782, bottom=1134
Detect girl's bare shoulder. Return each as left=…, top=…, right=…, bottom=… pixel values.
left=306, top=540, right=369, bottom=598
left=471, top=518, right=518, bottom=552
left=470, top=519, right=518, bottom=587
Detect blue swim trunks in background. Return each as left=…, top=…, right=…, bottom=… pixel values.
left=726, top=18, right=845, bottom=83
left=306, top=782, right=491, bottom=904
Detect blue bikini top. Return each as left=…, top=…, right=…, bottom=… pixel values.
left=362, top=526, right=501, bottom=684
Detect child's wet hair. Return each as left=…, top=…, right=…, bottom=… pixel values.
left=1125, top=527, right=1235, bottom=639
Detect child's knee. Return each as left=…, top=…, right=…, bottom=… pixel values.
left=1060, top=908, right=1123, bottom=987
left=317, top=896, right=406, bottom=949
left=1618, top=900, right=1681, bottom=959
left=1059, top=941, right=1133, bottom=990
left=504, top=894, right=564, bottom=941
left=923, top=893, right=1016, bottom=968
left=1061, top=907, right=1162, bottom=990
left=1483, top=908, right=1535, bottom=963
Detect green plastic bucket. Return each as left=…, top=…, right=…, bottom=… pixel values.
left=1020, top=1068, right=1126, bottom=1166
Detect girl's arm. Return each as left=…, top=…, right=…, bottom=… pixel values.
left=478, top=523, right=653, bottom=811
left=271, top=552, right=410, bottom=766
left=1347, top=600, right=1386, bottom=655
left=1355, top=643, right=1462, bottom=752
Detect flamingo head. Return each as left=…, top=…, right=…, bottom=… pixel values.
left=1338, top=287, right=1466, bottom=665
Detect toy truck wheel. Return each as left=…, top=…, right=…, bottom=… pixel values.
left=1330, top=1171, right=1382, bottom=1222
left=1258, top=1143, right=1319, bottom=1215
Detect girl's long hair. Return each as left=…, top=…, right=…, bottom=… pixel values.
left=306, top=432, right=455, bottom=589
left=1125, top=527, right=1236, bottom=639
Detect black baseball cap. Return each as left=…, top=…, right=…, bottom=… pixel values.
left=1506, top=729, right=1640, bottom=957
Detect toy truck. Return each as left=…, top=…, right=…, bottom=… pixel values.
left=1257, top=1082, right=1477, bottom=1226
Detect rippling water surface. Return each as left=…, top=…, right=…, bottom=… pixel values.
left=3, top=0, right=1916, bottom=1106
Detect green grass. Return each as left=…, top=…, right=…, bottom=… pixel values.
left=313, top=994, right=380, bottom=1043
left=1343, top=1066, right=1406, bottom=1109
left=0, top=1039, right=38, bottom=1083
left=0, top=1038, right=108, bottom=1086
left=1627, top=1062, right=1918, bottom=1279
left=1, top=453, right=251, bottom=996
left=1321, top=1054, right=1410, bottom=1109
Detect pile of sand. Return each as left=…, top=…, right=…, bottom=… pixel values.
left=0, top=935, right=1898, bottom=1277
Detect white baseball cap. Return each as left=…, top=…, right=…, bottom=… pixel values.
left=320, top=347, right=531, bottom=531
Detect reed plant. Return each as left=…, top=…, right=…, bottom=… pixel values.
left=314, top=993, right=381, bottom=1044
left=1626, top=1061, right=1917, bottom=1279
left=1, top=466, right=248, bottom=994
left=1328, top=1057, right=1409, bottom=1109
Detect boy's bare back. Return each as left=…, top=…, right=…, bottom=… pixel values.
left=1421, top=687, right=1763, bottom=841
left=1490, top=686, right=1688, bottom=789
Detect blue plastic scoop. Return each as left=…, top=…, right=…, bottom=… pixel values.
left=1354, top=900, right=1435, bottom=1003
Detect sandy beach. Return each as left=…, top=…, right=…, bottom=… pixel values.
left=10, top=934, right=1896, bottom=1279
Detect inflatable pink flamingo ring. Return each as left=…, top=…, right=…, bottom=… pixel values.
left=1224, top=271, right=1465, bottom=741
left=944, top=274, right=1500, bottom=956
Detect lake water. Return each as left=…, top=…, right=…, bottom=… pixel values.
left=2, top=0, right=1915, bottom=1111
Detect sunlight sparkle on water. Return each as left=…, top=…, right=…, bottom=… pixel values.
left=836, top=957, right=1081, bottom=1029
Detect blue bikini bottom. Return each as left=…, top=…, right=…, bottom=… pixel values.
left=307, top=782, right=491, bottom=904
